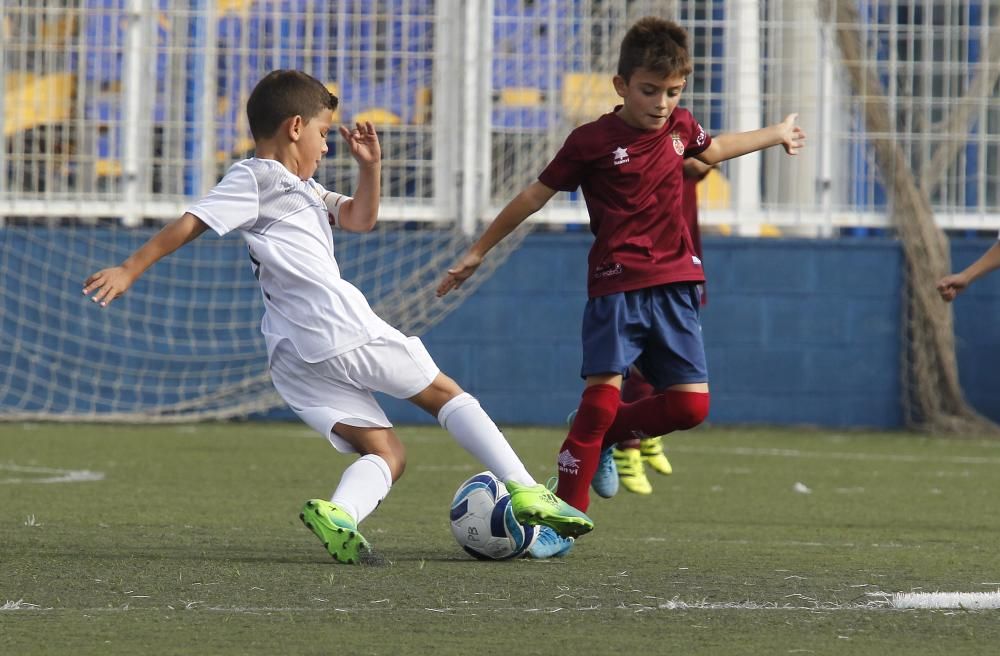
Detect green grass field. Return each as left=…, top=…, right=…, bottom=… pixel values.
left=3, top=422, right=1000, bottom=654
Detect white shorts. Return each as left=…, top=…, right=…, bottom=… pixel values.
left=269, top=326, right=440, bottom=452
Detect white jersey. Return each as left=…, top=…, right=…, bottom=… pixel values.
left=188, top=157, right=390, bottom=362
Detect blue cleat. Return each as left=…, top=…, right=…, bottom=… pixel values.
left=591, top=446, right=619, bottom=498
left=527, top=525, right=574, bottom=559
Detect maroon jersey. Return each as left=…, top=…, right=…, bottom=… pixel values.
left=681, top=164, right=709, bottom=306
left=539, top=107, right=711, bottom=297
left=681, top=173, right=702, bottom=260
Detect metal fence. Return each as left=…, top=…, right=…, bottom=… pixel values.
left=1, top=0, right=998, bottom=233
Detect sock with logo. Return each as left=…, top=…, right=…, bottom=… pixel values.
left=602, top=390, right=710, bottom=448
left=438, top=392, right=535, bottom=486
left=556, top=384, right=621, bottom=512
left=330, top=453, right=393, bottom=524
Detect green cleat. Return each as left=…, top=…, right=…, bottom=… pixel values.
left=504, top=480, right=594, bottom=539
left=299, top=499, right=373, bottom=565
left=640, top=436, right=673, bottom=475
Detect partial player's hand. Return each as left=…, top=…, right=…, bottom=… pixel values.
left=82, top=266, right=135, bottom=307
left=437, top=252, right=483, bottom=297
left=339, top=121, right=381, bottom=167
left=778, top=113, right=806, bottom=155
left=936, top=273, right=969, bottom=303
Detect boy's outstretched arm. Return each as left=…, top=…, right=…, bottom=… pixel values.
left=697, top=113, right=806, bottom=165
left=937, top=241, right=1000, bottom=302
left=82, top=212, right=209, bottom=307
left=437, top=181, right=556, bottom=297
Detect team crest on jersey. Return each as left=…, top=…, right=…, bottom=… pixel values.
left=613, top=146, right=629, bottom=166
left=671, top=132, right=684, bottom=156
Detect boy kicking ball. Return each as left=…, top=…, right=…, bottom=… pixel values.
left=83, top=69, right=590, bottom=563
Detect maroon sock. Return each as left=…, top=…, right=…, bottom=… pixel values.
left=621, top=369, right=655, bottom=403
left=620, top=371, right=656, bottom=448
left=602, top=390, right=710, bottom=449
left=555, top=384, right=620, bottom=512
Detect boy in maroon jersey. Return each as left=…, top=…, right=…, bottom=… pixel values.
left=438, top=17, right=805, bottom=536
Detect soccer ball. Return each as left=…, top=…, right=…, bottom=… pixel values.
left=449, top=471, right=538, bottom=560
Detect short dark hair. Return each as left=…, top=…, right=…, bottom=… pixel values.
left=617, top=17, right=692, bottom=81
left=246, top=70, right=339, bottom=140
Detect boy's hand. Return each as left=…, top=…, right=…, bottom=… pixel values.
left=339, top=121, right=381, bottom=167
left=778, top=113, right=806, bottom=155
left=437, top=252, right=483, bottom=297
left=82, top=266, right=135, bottom=307
left=936, top=273, right=969, bottom=302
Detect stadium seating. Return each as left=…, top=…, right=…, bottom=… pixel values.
left=492, top=0, right=581, bottom=130
left=76, top=0, right=437, bottom=181
left=560, top=72, right=617, bottom=127
left=3, top=73, right=74, bottom=137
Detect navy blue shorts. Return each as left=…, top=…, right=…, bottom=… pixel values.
left=580, top=282, right=708, bottom=389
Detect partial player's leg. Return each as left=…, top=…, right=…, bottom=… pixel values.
left=269, top=339, right=398, bottom=564
left=557, top=377, right=622, bottom=511
left=557, top=289, right=646, bottom=512
left=567, top=408, right=619, bottom=499
left=410, top=372, right=594, bottom=539
left=300, top=424, right=401, bottom=564
left=614, top=368, right=663, bottom=496
left=602, top=385, right=709, bottom=448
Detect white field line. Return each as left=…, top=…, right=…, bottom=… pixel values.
left=667, top=445, right=1000, bottom=466
left=0, top=463, right=104, bottom=484
left=890, top=592, right=1000, bottom=609
left=639, top=536, right=920, bottom=550
left=6, top=593, right=999, bottom=614
left=1, top=600, right=44, bottom=610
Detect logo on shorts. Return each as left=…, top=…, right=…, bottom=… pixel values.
left=557, top=449, right=581, bottom=474
left=671, top=132, right=684, bottom=156
left=613, top=146, right=629, bottom=166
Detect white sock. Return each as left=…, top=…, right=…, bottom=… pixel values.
left=438, top=393, right=536, bottom=486
left=330, top=454, right=392, bottom=524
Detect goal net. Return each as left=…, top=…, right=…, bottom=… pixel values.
left=2, top=0, right=998, bottom=426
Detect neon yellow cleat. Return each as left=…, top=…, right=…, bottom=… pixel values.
left=640, top=436, right=673, bottom=475
left=612, top=447, right=652, bottom=495
left=299, top=499, right=373, bottom=564
left=505, top=480, right=594, bottom=539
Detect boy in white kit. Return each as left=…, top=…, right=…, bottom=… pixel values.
left=82, top=69, right=591, bottom=563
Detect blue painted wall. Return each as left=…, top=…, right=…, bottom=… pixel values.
left=374, top=234, right=1000, bottom=429
left=375, top=234, right=914, bottom=429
